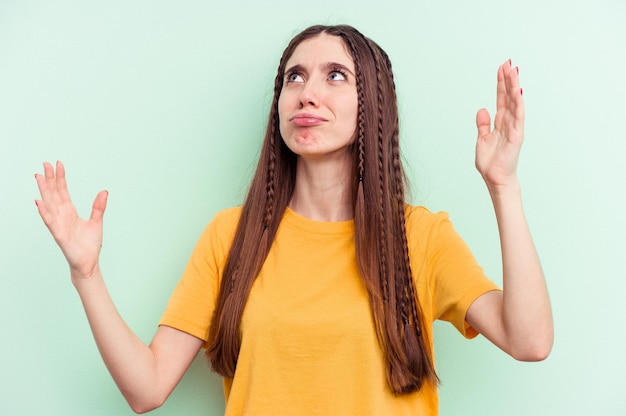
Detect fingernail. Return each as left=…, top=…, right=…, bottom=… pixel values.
left=516, top=66, right=519, bottom=75
left=34, top=200, right=39, bottom=207
left=509, top=59, right=512, bottom=66
left=520, top=88, right=523, bottom=96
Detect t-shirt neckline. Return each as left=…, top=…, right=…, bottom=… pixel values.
left=283, top=207, right=354, bottom=236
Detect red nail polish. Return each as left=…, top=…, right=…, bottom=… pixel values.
left=509, top=59, right=512, bottom=66
left=520, top=88, right=523, bottom=96
left=516, top=66, right=519, bottom=75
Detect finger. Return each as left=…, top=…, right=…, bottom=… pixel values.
left=504, top=60, right=521, bottom=95
left=34, top=163, right=60, bottom=229
left=43, top=161, right=57, bottom=192
left=504, top=63, right=525, bottom=133
left=34, top=199, right=55, bottom=229
left=55, top=161, right=73, bottom=204
left=476, top=108, right=492, bottom=139
left=35, top=163, right=55, bottom=208
left=90, top=190, right=108, bottom=222
left=34, top=171, right=46, bottom=198
left=495, top=60, right=509, bottom=112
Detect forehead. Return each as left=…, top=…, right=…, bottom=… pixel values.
left=285, top=33, right=355, bottom=71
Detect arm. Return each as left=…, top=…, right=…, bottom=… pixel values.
left=465, top=60, right=553, bottom=361
left=35, top=161, right=203, bottom=413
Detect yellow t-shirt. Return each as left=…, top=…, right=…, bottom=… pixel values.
left=159, top=205, right=499, bottom=415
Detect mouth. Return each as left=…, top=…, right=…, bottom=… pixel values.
left=290, top=113, right=328, bottom=127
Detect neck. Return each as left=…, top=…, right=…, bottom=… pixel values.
left=289, top=156, right=354, bottom=222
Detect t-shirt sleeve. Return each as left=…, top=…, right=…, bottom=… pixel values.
left=409, top=208, right=500, bottom=339
left=158, top=208, right=239, bottom=346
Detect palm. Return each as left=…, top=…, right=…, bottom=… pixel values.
left=475, top=60, right=525, bottom=189
left=35, top=161, right=108, bottom=278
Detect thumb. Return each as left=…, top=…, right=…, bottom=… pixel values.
left=90, top=190, right=108, bottom=222
left=475, top=108, right=491, bottom=139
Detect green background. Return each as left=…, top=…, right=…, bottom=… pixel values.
left=2, top=1, right=624, bottom=414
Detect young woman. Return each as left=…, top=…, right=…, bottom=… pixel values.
left=34, top=25, right=553, bottom=415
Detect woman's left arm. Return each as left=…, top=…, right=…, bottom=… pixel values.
left=465, top=59, right=553, bottom=361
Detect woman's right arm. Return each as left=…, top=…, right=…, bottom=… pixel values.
left=35, top=161, right=203, bottom=413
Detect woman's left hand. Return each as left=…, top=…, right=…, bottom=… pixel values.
left=475, top=59, right=525, bottom=191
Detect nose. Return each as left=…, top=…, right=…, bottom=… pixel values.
left=298, top=80, right=320, bottom=108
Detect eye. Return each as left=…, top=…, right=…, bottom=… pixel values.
left=328, top=70, right=346, bottom=81
left=286, top=72, right=304, bottom=83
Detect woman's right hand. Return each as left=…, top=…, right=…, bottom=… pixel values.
left=35, top=161, right=109, bottom=280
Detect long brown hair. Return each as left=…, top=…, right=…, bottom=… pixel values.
left=206, top=24, right=438, bottom=394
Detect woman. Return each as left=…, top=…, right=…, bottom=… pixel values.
left=34, top=25, right=553, bottom=415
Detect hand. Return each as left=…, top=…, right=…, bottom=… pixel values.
left=475, top=59, right=525, bottom=191
left=35, top=161, right=108, bottom=279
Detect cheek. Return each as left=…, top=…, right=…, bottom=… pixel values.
left=344, top=99, right=358, bottom=133
left=277, top=94, right=288, bottom=137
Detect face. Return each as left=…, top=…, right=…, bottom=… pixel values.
left=278, top=34, right=358, bottom=160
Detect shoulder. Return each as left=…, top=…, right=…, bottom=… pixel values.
left=211, top=206, right=243, bottom=228
left=404, top=204, right=451, bottom=232
left=195, top=206, right=243, bottom=249
left=403, top=203, right=466, bottom=255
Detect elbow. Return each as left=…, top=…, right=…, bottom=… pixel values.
left=513, top=346, right=551, bottom=362
left=127, top=393, right=167, bottom=414
left=506, top=318, right=554, bottom=362
left=130, top=401, right=164, bottom=415
left=510, top=337, right=553, bottom=362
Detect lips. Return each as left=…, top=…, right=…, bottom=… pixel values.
left=290, top=113, right=328, bottom=127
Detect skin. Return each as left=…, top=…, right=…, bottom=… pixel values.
left=466, top=61, right=553, bottom=360
left=279, top=35, right=358, bottom=157
left=34, top=36, right=552, bottom=413
left=34, top=162, right=203, bottom=413
left=278, top=34, right=358, bottom=221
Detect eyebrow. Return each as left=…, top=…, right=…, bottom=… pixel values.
left=323, top=62, right=355, bottom=78
left=285, top=62, right=356, bottom=79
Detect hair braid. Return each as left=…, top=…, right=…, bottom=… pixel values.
left=370, top=40, right=391, bottom=308
left=264, top=119, right=277, bottom=230
left=381, top=47, right=421, bottom=335
left=374, top=41, right=413, bottom=332
left=341, top=34, right=366, bottom=183
left=342, top=33, right=388, bottom=347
